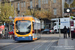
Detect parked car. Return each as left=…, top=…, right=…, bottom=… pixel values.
left=50, top=29, right=55, bottom=34
left=41, top=29, right=55, bottom=34
left=8, top=30, right=14, bottom=35
left=41, top=29, right=50, bottom=34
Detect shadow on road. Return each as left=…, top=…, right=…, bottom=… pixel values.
left=0, top=36, right=59, bottom=43
left=15, top=40, right=34, bottom=43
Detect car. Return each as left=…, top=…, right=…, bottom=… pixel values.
left=8, top=30, right=14, bottom=35
left=50, top=29, right=55, bottom=34
left=41, top=29, right=55, bottom=34
left=41, top=29, right=50, bottom=34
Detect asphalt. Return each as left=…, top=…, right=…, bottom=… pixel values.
left=0, top=34, right=59, bottom=50
left=1, top=34, right=75, bottom=50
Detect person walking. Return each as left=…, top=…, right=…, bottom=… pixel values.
left=67, top=27, right=70, bottom=38
left=63, top=26, right=67, bottom=38
left=72, top=28, right=75, bottom=40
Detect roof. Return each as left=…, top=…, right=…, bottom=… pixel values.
left=14, top=16, right=40, bottom=23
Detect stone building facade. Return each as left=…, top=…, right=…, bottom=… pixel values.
left=1, top=0, right=63, bottom=29
left=1, top=0, right=62, bottom=18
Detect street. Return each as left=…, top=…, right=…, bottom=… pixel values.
left=1, top=0, right=75, bottom=50
left=0, top=34, right=59, bottom=50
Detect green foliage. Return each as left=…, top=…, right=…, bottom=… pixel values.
left=64, top=2, right=69, bottom=8
left=0, top=2, right=14, bottom=22
left=70, top=0, right=75, bottom=8
left=34, top=9, right=52, bottom=19
left=24, top=9, right=33, bottom=15
left=24, top=9, right=52, bottom=19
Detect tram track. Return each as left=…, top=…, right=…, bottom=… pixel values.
left=0, top=34, right=59, bottom=50
left=33, top=38, right=58, bottom=50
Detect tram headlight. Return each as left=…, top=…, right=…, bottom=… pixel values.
left=29, top=34, right=31, bottom=36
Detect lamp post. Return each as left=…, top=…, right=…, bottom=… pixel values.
left=65, top=0, right=74, bottom=38
left=62, top=0, right=65, bottom=18
left=58, top=17, right=61, bottom=38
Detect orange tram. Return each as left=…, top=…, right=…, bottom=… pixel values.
left=13, top=16, right=41, bottom=41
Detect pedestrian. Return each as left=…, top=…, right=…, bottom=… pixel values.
left=63, top=26, right=67, bottom=38
left=67, top=27, right=70, bottom=38
left=52, top=27, right=53, bottom=30
left=72, top=28, right=75, bottom=40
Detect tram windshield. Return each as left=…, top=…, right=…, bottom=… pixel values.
left=16, top=20, right=31, bottom=35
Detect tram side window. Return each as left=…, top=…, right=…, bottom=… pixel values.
left=33, top=22, right=34, bottom=30
left=15, top=21, right=18, bottom=32
left=33, top=22, right=35, bottom=33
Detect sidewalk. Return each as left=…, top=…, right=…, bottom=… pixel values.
left=55, top=38, right=75, bottom=50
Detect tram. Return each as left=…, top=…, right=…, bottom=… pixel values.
left=13, top=16, right=41, bottom=41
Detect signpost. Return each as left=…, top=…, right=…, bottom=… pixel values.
left=65, top=0, right=74, bottom=38
left=59, top=18, right=61, bottom=38
left=0, top=25, right=5, bottom=38
left=64, top=8, right=72, bottom=13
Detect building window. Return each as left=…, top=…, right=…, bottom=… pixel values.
left=28, top=6, right=30, bottom=9
left=44, top=0, right=45, bottom=4
left=42, top=0, right=46, bottom=4
left=21, top=2, right=23, bottom=7
left=53, top=0, right=56, bottom=3
left=46, top=0, right=48, bottom=4
left=30, top=0, right=32, bottom=9
left=53, top=8, right=57, bottom=15
left=18, top=3, right=20, bottom=10
left=38, top=0, right=41, bottom=8
left=42, top=0, right=48, bottom=4
left=42, top=0, right=44, bottom=4
left=24, top=2, right=25, bottom=7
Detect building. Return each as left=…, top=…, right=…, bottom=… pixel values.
left=1, top=0, right=63, bottom=29
left=2, top=0, right=62, bottom=18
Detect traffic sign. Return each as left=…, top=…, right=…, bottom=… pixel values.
left=72, top=9, right=75, bottom=13
left=65, top=0, right=74, bottom=4
left=64, top=8, right=72, bottom=13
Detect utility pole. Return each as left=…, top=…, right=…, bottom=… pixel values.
left=59, top=17, right=61, bottom=38
left=69, top=4, right=71, bottom=38
left=65, top=0, right=74, bottom=39
left=62, top=0, right=65, bottom=18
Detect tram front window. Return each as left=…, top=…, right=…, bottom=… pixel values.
left=16, top=20, right=31, bottom=35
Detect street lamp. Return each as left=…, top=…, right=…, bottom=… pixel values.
left=58, top=17, right=61, bottom=38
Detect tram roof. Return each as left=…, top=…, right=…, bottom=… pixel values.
left=15, top=15, right=40, bottom=23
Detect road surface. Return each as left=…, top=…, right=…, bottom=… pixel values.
left=0, top=34, right=60, bottom=50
